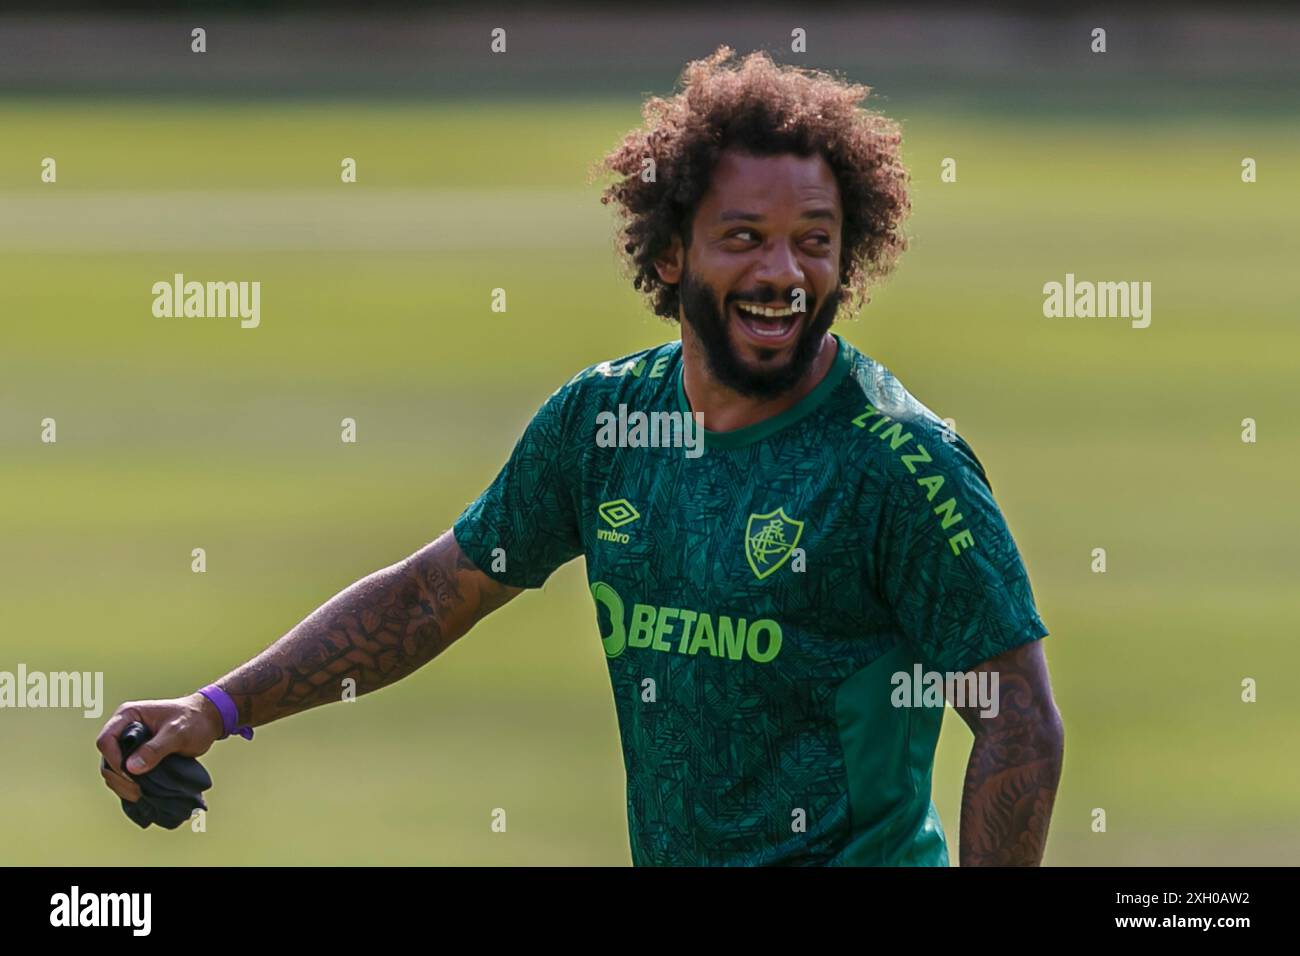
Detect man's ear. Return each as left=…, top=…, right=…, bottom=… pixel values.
left=653, top=234, right=684, bottom=285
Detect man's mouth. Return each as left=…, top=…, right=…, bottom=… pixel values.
left=731, top=300, right=801, bottom=347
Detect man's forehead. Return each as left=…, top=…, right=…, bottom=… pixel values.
left=700, top=149, right=840, bottom=212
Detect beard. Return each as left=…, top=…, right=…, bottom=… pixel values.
left=678, top=264, right=842, bottom=400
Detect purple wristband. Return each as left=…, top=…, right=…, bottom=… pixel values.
left=198, top=684, right=254, bottom=740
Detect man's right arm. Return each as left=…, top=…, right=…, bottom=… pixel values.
left=215, top=528, right=519, bottom=728
left=96, top=530, right=519, bottom=799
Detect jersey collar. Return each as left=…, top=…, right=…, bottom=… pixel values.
left=674, top=333, right=853, bottom=450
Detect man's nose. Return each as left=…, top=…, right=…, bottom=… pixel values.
left=753, top=240, right=805, bottom=299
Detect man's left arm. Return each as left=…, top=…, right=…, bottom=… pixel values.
left=951, top=639, right=1064, bottom=866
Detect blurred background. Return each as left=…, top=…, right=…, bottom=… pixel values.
left=1, top=4, right=1297, bottom=866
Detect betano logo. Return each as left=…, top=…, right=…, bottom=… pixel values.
left=590, top=581, right=782, bottom=663
left=596, top=499, right=640, bottom=544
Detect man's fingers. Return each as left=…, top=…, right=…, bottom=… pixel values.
left=100, top=765, right=141, bottom=802
left=97, top=733, right=124, bottom=776
left=95, top=707, right=141, bottom=775
left=124, top=724, right=180, bottom=775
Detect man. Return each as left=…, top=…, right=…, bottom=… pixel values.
left=98, top=47, right=1063, bottom=866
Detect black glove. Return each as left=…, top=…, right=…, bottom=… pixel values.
left=102, top=721, right=212, bottom=830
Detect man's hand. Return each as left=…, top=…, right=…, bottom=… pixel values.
left=951, top=639, right=1064, bottom=866
left=96, top=692, right=223, bottom=803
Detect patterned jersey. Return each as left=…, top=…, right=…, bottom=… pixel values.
left=453, top=333, right=1048, bottom=865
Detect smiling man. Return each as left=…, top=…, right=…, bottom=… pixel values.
left=97, top=47, right=1063, bottom=866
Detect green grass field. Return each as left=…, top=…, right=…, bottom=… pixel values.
left=2, top=99, right=1297, bottom=865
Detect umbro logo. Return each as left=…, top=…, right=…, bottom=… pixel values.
left=597, top=499, right=640, bottom=544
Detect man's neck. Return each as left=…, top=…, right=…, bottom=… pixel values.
left=679, top=331, right=839, bottom=433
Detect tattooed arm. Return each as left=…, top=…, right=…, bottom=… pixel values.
left=951, top=640, right=1064, bottom=866
left=214, top=530, right=518, bottom=727
left=97, top=530, right=518, bottom=799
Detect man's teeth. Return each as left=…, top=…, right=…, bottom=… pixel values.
left=735, top=301, right=796, bottom=339
left=736, top=302, right=794, bottom=319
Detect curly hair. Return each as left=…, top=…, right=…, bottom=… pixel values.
left=596, top=46, right=911, bottom=321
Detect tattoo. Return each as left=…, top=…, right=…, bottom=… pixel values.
left=955, top=642, right=1063, bottom=866
left=220, top=531, right=519, bottom=728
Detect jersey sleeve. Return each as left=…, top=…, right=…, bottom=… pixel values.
left=452, top=382, right=584, bottom=589
left=872, top=429, right=1048, bottom=673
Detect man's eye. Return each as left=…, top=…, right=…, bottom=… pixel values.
left=728, top=229, right=759, bottom=242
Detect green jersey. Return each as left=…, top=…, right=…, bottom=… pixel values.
left=453, top=333, right=1048, bottom=866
